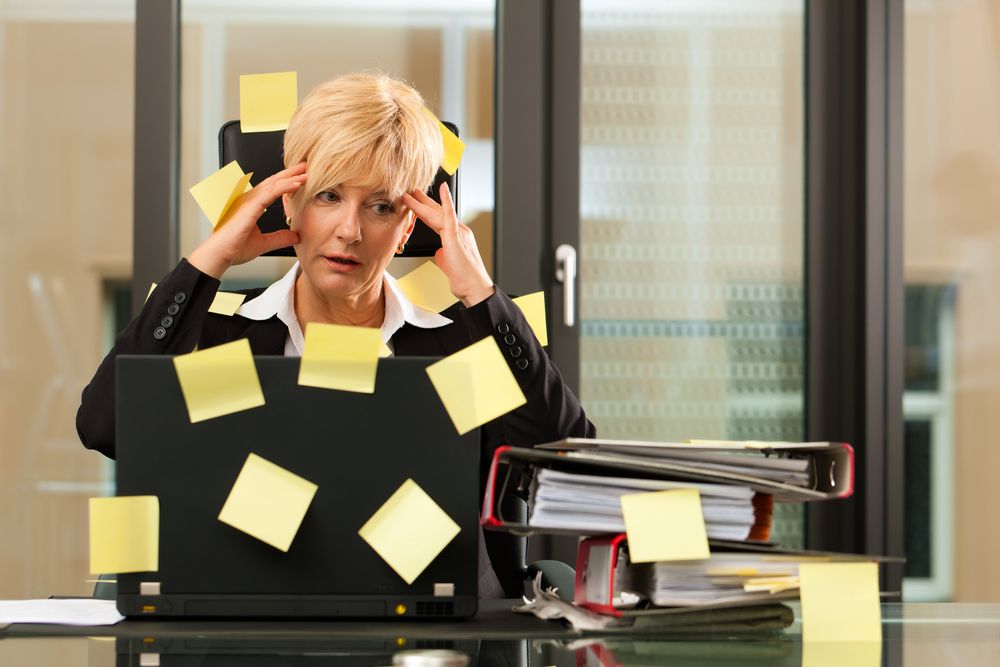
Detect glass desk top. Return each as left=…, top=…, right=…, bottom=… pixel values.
left=1, top=601, right=998, bottom=666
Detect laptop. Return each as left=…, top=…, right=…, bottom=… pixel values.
left=114, top=356, right=480, bottom=618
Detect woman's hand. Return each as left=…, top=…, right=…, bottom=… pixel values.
left=188, top=162, right=307, bottom=279
left=402, top=183, right=495, bottom=307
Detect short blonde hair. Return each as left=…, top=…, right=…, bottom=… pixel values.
left=283, top=73, right=443, bottom=206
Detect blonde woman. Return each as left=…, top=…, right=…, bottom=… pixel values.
left=76, top=73, right=594, bottom=597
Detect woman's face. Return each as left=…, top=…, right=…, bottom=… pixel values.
left=285, top=184, right=414, bottom=300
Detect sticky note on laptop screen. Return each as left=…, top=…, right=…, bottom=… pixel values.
left=512, top=291, right=548, bottom=346
left=298, top=323, right=382, bottom=393
left=620, top=488, right=710, bottom=563
left=799, top=561, right=882, bottom=642
left=358, top=479, right=460, bottom=584
left=172, top=339, right=265, bottom=423
left=426, top=336, right=527, bottom=435
left=218, top=453, right=318, bottom=552
left=240, top=71, right=297, bottom=133
left=396, top=261, right=458, bottom=313
left=89, top=496, right=159, bottom=574
left=189, top=161, right=254, bottom=229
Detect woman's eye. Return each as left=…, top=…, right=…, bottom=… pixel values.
left=372, top=202, right=393, bottom=216
left=317, top=190, right=340, bottom=203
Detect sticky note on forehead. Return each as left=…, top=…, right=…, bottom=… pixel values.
left=426, top=336, right=527, bottom=435
left=298, top=323, right=382, bottom=393
left=172, top=338, right=265, bottom=423
left=621, top=488, right=710, bottom=562
left=358, top=479, right=460, bottom=584
left=240, top=71, right=298, bottom=133
left=189, top=161, right=253, bottom=229
left=89, top=496, right=159, bottom=574
left=799, top=562, right=882, bottom=641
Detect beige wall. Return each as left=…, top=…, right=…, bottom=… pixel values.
left=905, top=0, right=1000, bottom=602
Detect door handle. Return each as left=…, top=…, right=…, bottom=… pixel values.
left=554, top=244, right=577, bottom=327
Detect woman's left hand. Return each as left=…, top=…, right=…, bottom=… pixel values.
left=402, top=183, right=495, bottom=307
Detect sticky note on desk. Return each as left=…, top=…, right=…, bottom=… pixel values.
left=298, top=323, right=381, bottom=393
left=620, top=488, right=710, bottom=562
left=240, top=71, right=297, bottom=133
left=396, top=261, right=458, bottom=313
left=189, top=161, right=254, bottom=229
left=513, top=291, right=548, bottom=346
left=172, top=338, right=265, bottom=423
left=89, top=496, right=159, bottom=574
left=359, top=479, right=460, bottom=584
left=208, top=291, right=247, bottom=316
left=802, top=640, right=882, bottom=667
left=799, top=562, right=882, bottom=641
left=218, top=453, right=318, bottom=552
left=426, top=337, right=527, bottom=435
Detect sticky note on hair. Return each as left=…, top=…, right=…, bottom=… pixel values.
left=239, top=71, right=297, bottom=133
left=621, top=488, right=710, bottom=562
left=89, top=496, right=159, bottom=574
left=208, top=291, right=247, bottom=316
left=513, top=291, right=548, bottom=346
left=298, top=323, right=381, bottom=393
left=426, top=336, right=527, bottom=435
left=189, top=161, right=254, bottom=229
left=218, top=453, right=318, bottom=552
left=438, top=122, right=465, bottom=175
left=359, top=479, right=460, bottom=584
left=172, top=338, right=265, bottom=423
left=396, top=261, right=458, bottom=313
left=799, top=562, right=882, bottom=641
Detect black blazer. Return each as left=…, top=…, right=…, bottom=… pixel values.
left=76, top=258, right=596, bottom=595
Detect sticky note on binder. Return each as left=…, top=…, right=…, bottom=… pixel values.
left=89, top=496, right=159, bottom=574
left=189, top=161, right=254, bottom=229
left=513, top=291, right=548, bottom=346
left=799, top=562, right=882, bottom=641
left=426, top=337, right=527, bottom=435
left=172, top=339, right=265, bottom=423
left=218, top=453, right=318, bottom=552
left=239, top=71, right=297, bottom=133
left=298, top=323, right=381, bottom=393
left=208, top=291, right=246, bottom=316
left=359, top=479, right=460, bottom=584
left=621, top=488, right=710, bottom=562
left=396, top=261, right=458, bottom=313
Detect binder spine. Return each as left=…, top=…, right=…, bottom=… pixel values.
left=574, top=533, right=628, bottom=617
left=480, top=445, right=512, bottom=528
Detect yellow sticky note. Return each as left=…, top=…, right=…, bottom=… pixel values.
left=620, top=488, right=710, bottom=563
left=513, top=291, right=548, bottom=346
left=218, top=453, right=318, bottom=552
left=438, top=122, right=465, bottom=175
left=146, top=282, right=157, bottom=303
left=189, top=161, right=254, bottom=228
left=89, top=496, right=158, bottom=575
left=379, top=341, right=393, bottom=358
left=240, top=71, right=297, bottom=133
left=172, top=339, right=265, bottom=423
left=358, top=479, right=460, bottom=584
left=799, top=562, right=882, bottom=642
left=426, top=337, right=527, bottom=435
left=208, top=291, right=247, bottom=316
left=298, top=323, right=382, bottom=393
left=802, top=640, right=882, bottom=667
left=396, top=261, right=458, bottom=313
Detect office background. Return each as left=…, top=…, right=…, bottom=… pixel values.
left=0, top=0, right=996, bottom=604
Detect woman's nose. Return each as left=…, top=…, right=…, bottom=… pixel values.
left=334, top=207, right=363, bottom=244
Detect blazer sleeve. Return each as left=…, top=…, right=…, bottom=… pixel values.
left=457, top=288, right=597, bottom=451
left=76, top=258, right=222, bottom=459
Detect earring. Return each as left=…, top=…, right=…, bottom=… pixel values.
left=285, top=216, right=292, bottom=227
left=396, top=242, right=406, bottom=254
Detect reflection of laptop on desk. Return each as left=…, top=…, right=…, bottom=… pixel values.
left=114, top=356, right=479, bottom=618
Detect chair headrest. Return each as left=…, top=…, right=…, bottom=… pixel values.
left=218, top=120, right=460, bottom=258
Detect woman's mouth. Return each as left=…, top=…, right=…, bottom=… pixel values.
left=323, top=255, right=361, bottom=273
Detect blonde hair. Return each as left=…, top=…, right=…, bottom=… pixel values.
left=283, top=73, right=443, bottom=207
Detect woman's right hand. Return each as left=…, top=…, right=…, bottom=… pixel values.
left=187, top=162, right=307, bottom=279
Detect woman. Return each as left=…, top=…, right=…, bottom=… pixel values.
left=76, top=73, right=594, bottom=597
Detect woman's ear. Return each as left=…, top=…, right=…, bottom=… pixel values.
left=282, top=193, right=296, bottom=227
left=402, top=208, right=417, bottom=240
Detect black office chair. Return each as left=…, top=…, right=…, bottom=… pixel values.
left=218, top=120, right=459, bottom=257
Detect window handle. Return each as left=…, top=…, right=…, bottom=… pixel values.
left=554, top=244, right=577, bottom=327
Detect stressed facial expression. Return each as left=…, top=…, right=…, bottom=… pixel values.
left=285, top=184, right=414, bottom=299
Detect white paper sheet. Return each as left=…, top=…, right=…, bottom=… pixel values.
left=0, top=599, right=124, bottom=626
